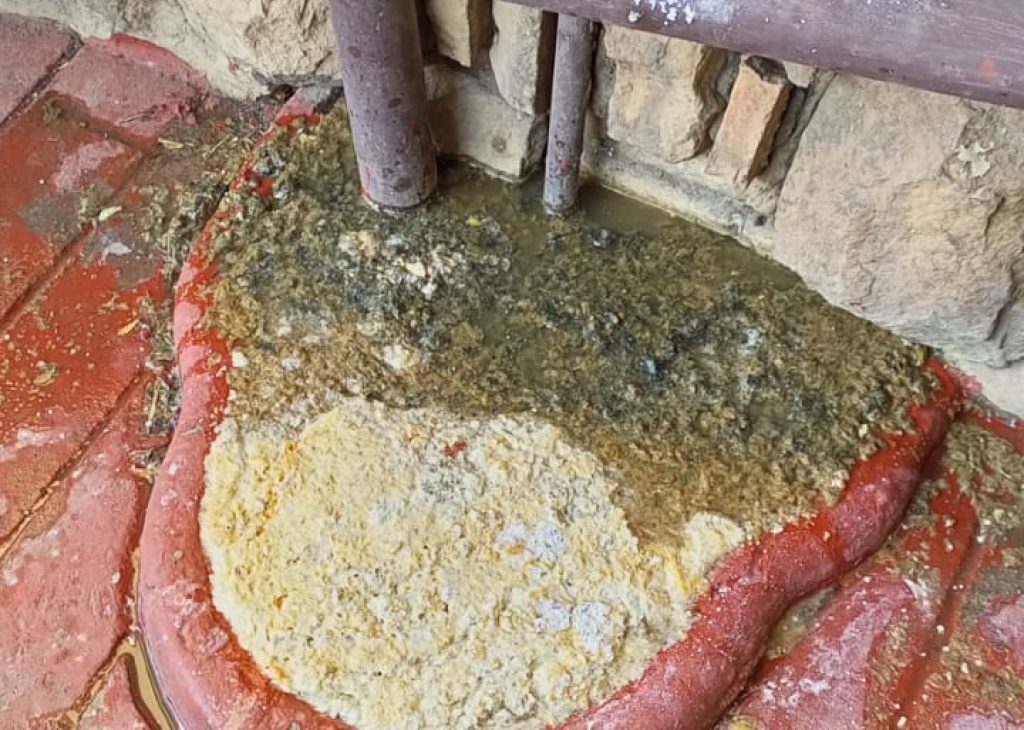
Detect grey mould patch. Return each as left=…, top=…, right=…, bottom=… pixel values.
left=116, top=0, right=155, bottom=31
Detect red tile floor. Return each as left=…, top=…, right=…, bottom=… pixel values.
left=0, top=11, right=1022, bottom=730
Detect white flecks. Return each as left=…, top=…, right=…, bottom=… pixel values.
left=573, top=602, right=612, bottom=654
left=956, top=141, right=994, bottom=179
left=797, top=677, right=829, bottom=695
left=111, top=571, right=122, bottom=585
left=527, top=522, right=568, bottom=564
left=379, top=343, right=422, bottom=372
left=0, top=427, right=69, bottom=463
left=281, top=356, right=302, bottom=372
left=903, top=577, right=931, bottom=607
left=101, top=240, right=132, bottom=258
left=230, top=350, right=248, bottom=368
left=628, top=0, right=736, bottom=26
left=536, top=599, right=572, bottom=632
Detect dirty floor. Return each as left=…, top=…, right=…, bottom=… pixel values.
left=1, top=11, right=1022, bottom=730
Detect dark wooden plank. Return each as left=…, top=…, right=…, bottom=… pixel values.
left=503, top=0, right=1024, bottom=107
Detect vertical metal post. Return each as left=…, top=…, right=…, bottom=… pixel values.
left=543, top=14, right=595, bottom=215
left=330, top=0, right=437, bottom=208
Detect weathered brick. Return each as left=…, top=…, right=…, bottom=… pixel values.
left=0, top=94, right=140, bottom=316
left=0, top=226, right=160, bottom=541
left=0, top=13, right=75, bottom=124
left=706, top=57, right=792, bottom=186
left=425, top=0, right=492, bottom=67
left=603, top=27, right=725, bottom=163
left=0, top=393, right=147, bottom=725
left=50, top=36, right=210, bottom=143
left=426, top=64, right=546, bottom=180
left=489, top=2, right=555, bottom=114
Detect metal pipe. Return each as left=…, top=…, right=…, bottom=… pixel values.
left=330, top=0, right=437, bottom=208
left=502, top=0, right=1024, bottom=109
left=544, top=14, right=596, bottom=214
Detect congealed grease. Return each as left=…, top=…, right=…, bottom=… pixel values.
left=203, top=399, right=744, bottom=729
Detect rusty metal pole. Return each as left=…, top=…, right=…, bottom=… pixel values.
left=330, top=0, right=437, bottom=208
left=544, top=14, right=596, bottom=215
left=503, top=0, right=1024, bottom=110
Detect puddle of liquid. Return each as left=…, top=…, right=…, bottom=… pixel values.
left=118, top=638, right=177, bottom=730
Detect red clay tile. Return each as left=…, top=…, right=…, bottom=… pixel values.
left=0, top=230, right=162, bottom=541
left=0, top=14, right=75, bottom=125
left=729, top=480, right=978, bottom=729
left=730, top=422, right=1024, bottom=730
left=0, top=94, right=140, bottom=317
left=0, top=384, right=149, bottom=726
left=49, top=35, right=211, bottom=145
left=901, top=431, right=1024, bottom=729
left=78, top=657, right=152, bottom=730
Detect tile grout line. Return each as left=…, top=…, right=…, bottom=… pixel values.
left=0, top=28, right=82, bottom=135
left=895, top=486, right=984, bottom=723
left=0, top=153, right=146, bottom=334
left=0, top=371, right=152, bottom=562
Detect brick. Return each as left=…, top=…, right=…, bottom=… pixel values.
left=490, top=2, right=555, bottom=114
left=706, top=57, right=792, bottom=186
left=0, top=14, right=75, bottom=124
left=0, top=392, right=147, bottom=725
left=0, top=235, right=161, bottom=541
left=425, top=0, right=492, bottom=67
left=426, top=64, right=546, bottom=180
left=603, top=27, right=726, bottom=162
left=79, top=657, right=151, bottom=730
left=783, top=60, right=816, bottom=87
left=0, top=95, right=140, bottom=316
left=50, top=36, right=210, bottom=144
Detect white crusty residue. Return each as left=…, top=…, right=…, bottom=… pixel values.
left=628, top=0, right=736, bottom=26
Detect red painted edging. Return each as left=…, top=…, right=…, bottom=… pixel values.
left=560, top=363, right=959, bottom=730
left=139, top=111, right=960, bottom=730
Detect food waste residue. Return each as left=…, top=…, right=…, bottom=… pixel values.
left=198, top=107, right=936, bottom=730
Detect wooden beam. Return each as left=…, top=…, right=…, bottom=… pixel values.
left=502, top=0, right=1024, bottom=108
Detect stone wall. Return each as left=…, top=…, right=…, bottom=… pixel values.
left=6, top=0, right=1020, bottom=416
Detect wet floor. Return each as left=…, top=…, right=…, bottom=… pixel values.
left=208, top=107, right=934, bottom=547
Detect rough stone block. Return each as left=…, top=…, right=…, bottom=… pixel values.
left=489, top=1, right=554, bottom=114
left=425, top=0, right=492, bottom=67
left=426, top=64, right=546, bottom=180
left=176, top=0, right=336, bottom=81
left=602, top=26, right=725, bottom=163
left=952, top=358, right=1024, bottom=419
left=775, top=74, right=1024, bottom=369
left=706, top=57, right=792, bottom=186
left=782, top=60, right=816, bottom=87
left=0, top=13, right=74, bottom=123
